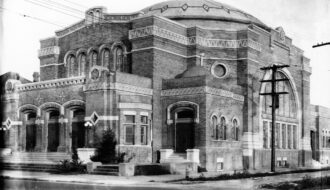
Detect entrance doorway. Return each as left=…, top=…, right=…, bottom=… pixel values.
left=26, top=113, right=37, bottom=151
left=48, top=110, right=60, bottom=152
left=175, top=109, right=194, bottom=153
left=71, top=109, right=85, bottom=151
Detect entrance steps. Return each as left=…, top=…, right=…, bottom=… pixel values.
left=0, top=152, right=71, bottom=164
left=163, top=153, right=188, bottom=163
left=160, top=149, right=200, bottom=174
left=90, top=164, right=119, bottom=176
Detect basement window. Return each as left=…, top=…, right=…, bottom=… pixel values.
left=216, top=157, right=224, bottom=171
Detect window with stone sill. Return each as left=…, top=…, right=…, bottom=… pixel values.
left=263, top=120, right=297, bottom=150
left=124, top=115, right=135, bottom=145
left=140, top=115, right=148, bottom=145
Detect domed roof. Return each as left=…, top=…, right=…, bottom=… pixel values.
left=179, top=65, right=210, bottom=78
left=140, top=0, right=266, bottom=28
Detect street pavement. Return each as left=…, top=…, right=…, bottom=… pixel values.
left=1, top=169, right=330, bottom=189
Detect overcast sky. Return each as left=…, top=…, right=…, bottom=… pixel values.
left=1, top=0, right=330, bottom=108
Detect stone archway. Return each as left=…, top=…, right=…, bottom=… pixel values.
left=167, top=101, right=199, bottom=153
left=174, top=108, right=195, bottom=153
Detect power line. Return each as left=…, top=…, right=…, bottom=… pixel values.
left=25, top=0, right=83, bottom=19
left=39, top=0, right=85, bottom=15
left=26, top=0, right=105, bottom=22
left=0, top=6, right=64, bottom=27
left=61, top=0, right=88, bottom=9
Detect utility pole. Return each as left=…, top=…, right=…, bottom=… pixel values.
left=260, top=64, right=289, bottom=172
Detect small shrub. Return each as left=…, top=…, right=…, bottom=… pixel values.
left=301, top=175, right=318, bottom=188
left=90, top=129, right=118, bottom=163
left=57, top=151, right=86, bottom=173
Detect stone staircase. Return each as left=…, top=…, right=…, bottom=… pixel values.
left=90, top=164, right=119, bottom=176
left=159, top=149, right=200, bottom=174
left=0, top=152, right=71, bottom=164
left=0, top=152, right=71, bottom=173
left=162, top=153, right=187, bottom=163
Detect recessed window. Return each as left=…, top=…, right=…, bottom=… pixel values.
left=220, top=117, right=227, bottom=140
left=232, top=119, right=239, bottom=141
left=211, top=63, right=227, bottom=78
left=124, top=115, right=135, bottom=145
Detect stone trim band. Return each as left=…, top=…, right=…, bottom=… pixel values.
left=17, top=77, right=86, bottom=92
left=129, top=26, right=261, bottom=51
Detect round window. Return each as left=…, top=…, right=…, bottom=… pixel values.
left=211, top=63, right=227, bottom=78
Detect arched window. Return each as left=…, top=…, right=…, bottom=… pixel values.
left=94, top=10, right=100, bottom=22
left=261, top=71, right=298, bottom=150
left=220, top=117, right=226, bottom=140
left=113, top=46, right=129, bottom=73
left=211, top=115, right=218, bottom=139
left=262, top=72, right=296, bottom=118
left=232, top=119, right=239, bottom=141
left=102, top=49, right=110, bottom=67
left=115, top=47, right=124, bottom=70
left=79, top=54, right=86, bottom=76
left=67, top=55, right=76, bottom=77
left=90, top=51, right=98, bottom=66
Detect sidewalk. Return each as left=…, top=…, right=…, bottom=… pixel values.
left=1, top=169, right=330, bottom=189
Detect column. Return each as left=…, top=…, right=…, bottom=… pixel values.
left=42, top=112, right=49, bottom=152
left=57, top=116, right=67, bottom=152
left=67, top=110, right=73, bottom=152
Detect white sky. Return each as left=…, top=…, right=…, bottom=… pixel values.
left=1, top=0, right=330, bottom=108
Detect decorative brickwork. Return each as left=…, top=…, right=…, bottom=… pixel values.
left=38, top=46, right=60, bottom=57
left=161, top=86, right=244, bottom=102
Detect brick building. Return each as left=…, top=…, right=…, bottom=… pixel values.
left=1, top=0, right=329, bottom=172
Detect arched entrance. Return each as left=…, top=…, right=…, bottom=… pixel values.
left=47, top=110, right=60, bottom=152
left=71, top=109, right=85, bottom=151
left=26, top=112, right=37, bottom=151
left=174, top=108, right=195, bottom=153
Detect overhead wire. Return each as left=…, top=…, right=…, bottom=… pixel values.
left=0, top=6, right=65, bottom=27
left=25, top=0, right=83, bottom=19
left=61, top=0, right=89, bottom=9
left=25, top=0, right=105, bottom=22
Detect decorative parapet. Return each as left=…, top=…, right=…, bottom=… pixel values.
left=38, top=46, right=60, bottom=57
left=161, top=86, right=244, bottom=102
left=104, top=13, right=141, bottom=21
left=129, top=26, right=261, bottom=51
left=55, top=20, right=85, bottom=37
left=17, top=76, right=86, bottom=92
